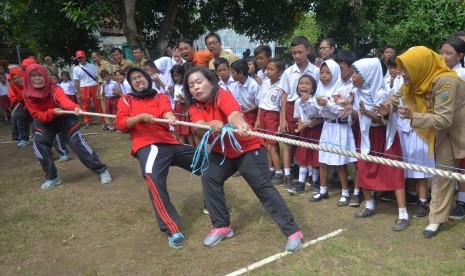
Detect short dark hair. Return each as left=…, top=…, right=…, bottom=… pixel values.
left=387, top=56, right=397, bottom=68
left=381, top=45, right=396, bottom=53
left=231, top=59, right=249, bottom=76
left=321, top=38, right=337, bottom=48
left=183, top=67, right=219, bottom=108
left=100, top=70, right=110, bottom=78
left=204, top=32, right=221, bottom=44
left=443, top=37, right=465, bottom=67
left=178, top=38, right=194, bottom=48
left=297, top=74, right=317, bottom=96
left=453, top=30, right=465, bottom=38
left=268, top=58, right=286, bottom=72
left=143, top=60, right=156, bottom=69
left=213, top=58, right=230, bottom=70
left=244, top=57, right=259, bottom=74
left=334, top=50, right=356, bottom=66
left=291, top=36, right=311, bottom=48
left=91, top=50, right=102, bottom=57
left=110, top=48, right=123, bottom=54
left=254, top=45, right=272, bottom=57
left=115, top=69, right=126, bottom=76
left=132, top=45, right=143, bottom=51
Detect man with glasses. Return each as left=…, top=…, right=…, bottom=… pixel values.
left=205, top=32, right=239, bottom=71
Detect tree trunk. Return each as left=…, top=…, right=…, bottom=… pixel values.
left=119, top=0, right=150, bottom=58
left=152, top=0, right=179, bottom=58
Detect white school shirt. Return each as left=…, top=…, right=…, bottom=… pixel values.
left=312, top=59, right=342, bottom=119
left=72, top=62, right=98, bottom=87
left=294, top=98, right=313, bottom=124
left=453, top=63, right=465, bottom=80
left=230, top=76, right=260, bottom=110
left=58, top=80, right=77, bottom=96
left=385, top=75, right=404, bottom=96
left=0, top=82, right=9, bottom=96
left=256, top=78, right=282, bottom=112
left=257, top=69, right=269, bottom=83
left=173, top=83, right=185, bottom=103
left=219, top=76, right=236, bottom=92
left=102, top=79, right=118, bottom=97
left=278, top=61, right=319, bottom=102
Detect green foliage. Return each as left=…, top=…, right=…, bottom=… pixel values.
left=280, top=13, right=320, bottom=46
left=312, top=0, right=465, bottom=56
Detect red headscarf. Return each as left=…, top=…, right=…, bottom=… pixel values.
left=8, top=67, right=24, bottom=102
left=23, top=64, right=52, bottom=101
left=22, top=58, right=37, bottom=69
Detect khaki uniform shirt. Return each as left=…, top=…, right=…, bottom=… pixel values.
left=208, top=50, right=240, bottom=71
left=97, top=59, right=113, bottom=84
left=136, top=58, right=149, bottom=68
left=113, top=59, right=135, bottom=71
left=389, top=76, right=465, bottom=159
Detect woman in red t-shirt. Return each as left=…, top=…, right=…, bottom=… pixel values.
left=184, top=67, right=303, bottom=252
left=115, top=67, right=199, bottom=249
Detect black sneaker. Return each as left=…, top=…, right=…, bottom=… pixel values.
left=309, top=192, right=329, bottom=202
left=379, top=191, right=393, bottom=202
left=311, top=180, right=320, bottom=194
left=412, top=201, right=429, bottom=218
left=283, top=175, right=293, bottom=191
left=289, top=181, right=305, bottom=195
left=405, top=192, right=419, bottom=205
left=349, top=194, right=361, bottom=207
left=271, top=173, right=284, bottom=186
left=449, top=201, right=465, bottom=220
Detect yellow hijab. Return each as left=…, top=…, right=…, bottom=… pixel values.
left=396, top=46, right=458, bottom=155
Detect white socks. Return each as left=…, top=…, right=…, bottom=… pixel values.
left=365, top=199, right=375, bottom=210
left=398, top=207, right=409, bottom=220
left=284, top=168, right=291, bottom=176
left=320, top=186, right=328, bottom=194
left=312, top=168, right=319, bottom=182
left=425, top=223, right=440, bottom=232
left=342, top=189, right=350, bottom=197
left=353, top=188, right=360, bottom=196
left=299, top=167, right=308, bottom=182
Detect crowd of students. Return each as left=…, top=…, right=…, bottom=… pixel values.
left=1, top=30, right=465, bottom=250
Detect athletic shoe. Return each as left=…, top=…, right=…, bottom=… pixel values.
left=168, top=232, right=185, bottom=249
left=412, top=201, right=429, bottom=218
left=100, top=169, right=112, bottom=184
left=203, top=205, right=233, bottom=215
left=285, top=230, right=303, bottom=252
left=392, top=219, right=411, bottom=232
left=310, top=181, right=320, bottom=194
left=17, top=140, right=30, bottom=148
left=288, top=181, right=305, bottom=195
left=309, top=192, right=329, bottom=202
left=349, top=194, right=361, bottom=207
left=283, top=175, right=293, bottom=191
left=203, top=226, right=233, bottom=247
left=58, top=154, right=70, bottom=162
left=337, top=196, right=350, bottom=207
left=271, top=173, right=284, bottom=186
left=41, top=177, right=62, bottom=190
left=449, top=201, right=465, bottom=220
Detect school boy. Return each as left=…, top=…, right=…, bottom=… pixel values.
left=254, top=45, right=272, bottom=84
left=277, top=36, right=320, bottom=187
left=214, top=58, right=236, bottom=91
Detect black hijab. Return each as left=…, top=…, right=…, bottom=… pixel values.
left=126, top=67, right=158, bottom=98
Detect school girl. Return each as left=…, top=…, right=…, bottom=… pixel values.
left=58, top=71, right=78, bottom=104
left=309, top=60, right=356, bottom=206
left=171, top=65, right=194, bottom=145
left=22, top=64, right=111, bottom=190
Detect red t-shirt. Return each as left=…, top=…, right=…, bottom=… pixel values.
left=188, top=89, right=263, bottom=158
left=115, top=93, right=180, bottom=156
left=23, top=86, right=79, bottom=123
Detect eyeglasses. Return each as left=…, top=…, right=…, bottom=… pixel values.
left=207, top=41, right=219, bottom=47
left=318, top=46, right=331, bottom=51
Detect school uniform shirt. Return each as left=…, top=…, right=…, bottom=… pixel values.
left=115, top=93, right=180, bottom=156
left=58, top=80, right=77, bottom=96
left=257, top=69, right=269, bottom=84
left=173, top=83, right=185, bottom=103
left=278, top=61, right=319, bottom=102
left=218, top=76, right=236, bottom=92
left=453, top=63, right=465, bottom=80
left=122, top=80, right=131, bottom=95
left=96, top=59, right=113, bottom=84
left=23, top=86, right=79, bottom=123
left=230, top=76, right=260, bottom=111
left=256, top=78, right=282, bottom=112
left=113, top=59, right=135, bottom=71
left=188, top=88, right=263, bottom=158
left=385, top=75, right=404, bottom=96
left=0, top=82, right=9, bottom=96
left=73, top=63, right=98, bottom=87
left=102, top=79, right=118, bottom=97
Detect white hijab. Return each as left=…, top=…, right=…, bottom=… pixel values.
left=352, top=58, right=396, bottom=154
left=313, top=59, right=342, bottom=110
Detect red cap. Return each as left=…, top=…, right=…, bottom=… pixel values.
left=76, top=50, right=86, bottom=58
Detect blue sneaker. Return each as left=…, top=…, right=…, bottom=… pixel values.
left=58, top=154, right=70, bottom=162
left=168, top=232, right=185, bottom=249
left=17, top=140, right=30, bottom=148
left=203, top=226, right=233, bottom=247
left=286, top=231, right=303, bottom=252
left=41, top=177, right=62, bottom=190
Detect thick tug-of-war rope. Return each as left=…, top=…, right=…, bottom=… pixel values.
left=58, top=110, right=465, bottom=182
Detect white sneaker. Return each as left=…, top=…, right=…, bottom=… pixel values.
left=41, top=177, right=62, bottom=190
left=100, top=169, right=112, bottom=184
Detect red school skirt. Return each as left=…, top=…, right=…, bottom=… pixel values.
left=174, top=103, right=191, bottom=136
left=357, top=125, right=405, bottom=191
left=294, top=124, right=323, bottom=167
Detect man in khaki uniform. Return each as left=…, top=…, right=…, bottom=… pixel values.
left=110, top=47, right=134, bottom=71
left=381, top=46, right=465, bottom=239
left=205, top=32, right=239, bottom=71
left=132, top=45, right=149, bottom=68
left=92, top=51, right=113, bottom=127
